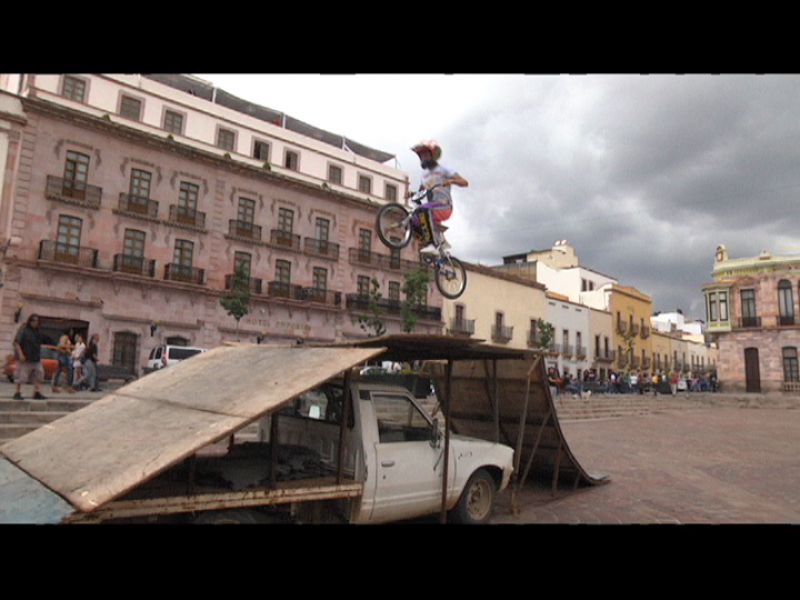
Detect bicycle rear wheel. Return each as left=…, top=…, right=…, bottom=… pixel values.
left=376, top=203, right=412, bottom=249
left=435, top=255, right=467, bottom=299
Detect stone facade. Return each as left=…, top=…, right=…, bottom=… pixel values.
left=0, top=75, right=442, bottom=377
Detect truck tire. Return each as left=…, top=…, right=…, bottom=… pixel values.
left=451, top=469, right=496, bottom=524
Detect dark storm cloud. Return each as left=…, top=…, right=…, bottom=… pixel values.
left=437, top=75, right=800, bottom=318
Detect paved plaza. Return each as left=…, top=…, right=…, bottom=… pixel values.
left=494, top=404, right=800, bottom=524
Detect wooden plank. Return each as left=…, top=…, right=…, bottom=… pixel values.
left=1, top=345, right=384, bottom=513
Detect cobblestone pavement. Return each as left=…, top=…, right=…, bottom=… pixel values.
left=492, top=407, right=800, bottom=524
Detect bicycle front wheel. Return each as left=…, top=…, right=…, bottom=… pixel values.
left=435, top=255, right=467, bottom=299
left=376, top=203, right=413, bottom=249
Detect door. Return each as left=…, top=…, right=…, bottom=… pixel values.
left=368, top=392, right=452, bottom=522
left=744, top=347, right=761, bottom=392
left=112, top=332, right=139, bottom=376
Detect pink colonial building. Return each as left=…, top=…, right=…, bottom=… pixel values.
left=703, top=244, right=800, bottom=393
left=0, top=74, right=442, bottom=377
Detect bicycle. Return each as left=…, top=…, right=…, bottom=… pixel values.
left=375, top=187, right=467, bottom=299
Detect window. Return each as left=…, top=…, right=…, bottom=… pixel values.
left=284, top=150, right=299, bottom=171
left=312, top=267, right=328, bottom=293
left=328, top=164, right=343, bottom=185
left=61, top=76, right=86, bottom=102
left=125, top=168, right=152, bottom=214
left=120, top=229, right=146, bottom=272
left=253, top=140, right=271, bottom=161
left=385, top=183, right=398, bottom=202
left=278, top=208, right=294, bottom=233
left=238, top=198, right=255, bottom=224
left=779, top=280, right=794, bottom=325
left=178, top=181, right=199, bottom=213
left=63, top=150, right=90, bottom=199
left=56, top=215, right=82, bottom=259
left=120, top=95, right=142, bottom=120
left=373, top=393, right=432, bottom=444
left=719, top=291, right=728, bottom=321
left=388, top=281, right=401, bottom=303
left=708, top=292, right=718, bottom=321
left=173, top=239, right=194, bottom=269
left=357, top=275, right=371, bottom=297
left=163, top=109, right=184, bottom=134
left=740, top=289, right=757, bottom=327
left=216, top=127, right=236, bottom=151
left=783, top=347, right=799, bottom=382
left=315, top=218, right=330, bottom=242
left=274, top=260, right=292, bottom=296
left=123, top=229, right=146, bottom=260
left=358, top=175, right=372, bottom=194
left=234, top=251, right=252, bottom=277
left=358, top=228, right=371, bottom=251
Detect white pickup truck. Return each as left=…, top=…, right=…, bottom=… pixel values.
left=0, top=341, right=515, bottom=524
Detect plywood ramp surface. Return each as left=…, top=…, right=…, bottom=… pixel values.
left=1, top=345, right=383, bottom=513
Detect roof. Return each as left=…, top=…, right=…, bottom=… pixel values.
left=329, top=334, right=537, bottom=362
left=143, top=75, right=396, bottom=164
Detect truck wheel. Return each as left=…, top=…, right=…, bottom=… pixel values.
left=193, top=509, right=267, bottom=524
left=452, top=469, right=496, bottom=525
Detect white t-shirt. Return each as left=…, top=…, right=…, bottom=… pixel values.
left=420, top=163, right=459, bottom=208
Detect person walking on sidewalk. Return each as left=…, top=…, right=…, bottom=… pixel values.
left=12, top=314, right=47, bottom=400
left=74, top=334, right=101, bottom=392
left=51, top=330, right=75, bottom=393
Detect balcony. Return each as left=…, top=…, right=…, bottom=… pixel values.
left=344, top=294, right=440, bottom=321
left=270, top=229, right=301, bottom=252
left=304, top=238, right=340, bottom=261
left=738, top=316, right=762, bottom=328
left=575, top=346, right=587, bottom=359
left=616, top=320, right=628, bottom=334
left=301, top=287, right=342, bottom=306
left=228, top=220, right=262, bottom=242
left=46, top=175, right=102, bottom=209
left=640, top=325, right=650, bottom=339
left=629, top=323, right=640, bottom=336
left=118, top=193, right=159, bottom=219
left=113, top=254, right=155, bottom=277
left=617, top=354, right=629, bottom=368
left=168, top=205, right=206, bottom=229
left=39, top=240, right=98, bottom=268
left=224, top=273, right=263, bottom=295
left=164, top=263, right=204, bottom=285
left=560, top=344, right=574, bottom=358
left=630, top=356, right=640, bottom=369
left=491, top=325, right=514, bottom=344
left=267, top=281, right=304, bottom=300
left=595, top=349, right=616, bottom=362
left=449, top=318, right=475, bottom=337
left=347, top=247, right=420, bottom=272
left=779, top=315, right=796, bottom=326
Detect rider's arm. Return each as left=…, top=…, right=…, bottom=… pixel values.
left=444, top=174, right=469, bottom=188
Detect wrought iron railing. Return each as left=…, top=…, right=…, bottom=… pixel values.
left=39, top=240, right=98, bottom=268
left=164, top=263, right=204, bottom=284
left=46, top=175, right=102, bottom=208
left=118, top=193, right=159, bottom=218
left=113, top=254, right=156, bottom=277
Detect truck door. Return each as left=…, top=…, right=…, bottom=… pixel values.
left=367, top=391, right=452, bottom=523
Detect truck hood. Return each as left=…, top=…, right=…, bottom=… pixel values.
left=0, top=344, right=384, bottom=523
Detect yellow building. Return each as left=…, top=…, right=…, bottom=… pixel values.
left=606, top=284, right=654, bottom=374
left=442, top=263, right=547, bottom=350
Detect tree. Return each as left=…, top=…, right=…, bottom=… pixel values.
left=534, top=318, right=555, bottom=352
left=401, top=267, right=431, bottom=333
left=220, top=263, right=251, bottom=340
left=355, top=277, right=387, bottom=338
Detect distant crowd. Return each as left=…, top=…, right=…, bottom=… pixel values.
left=547, top=366, right=720, bottom=399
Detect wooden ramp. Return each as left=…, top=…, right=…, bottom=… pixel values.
left=338, top=335, right=609, bottom=495
left=0, top=344, right=383, bottom=517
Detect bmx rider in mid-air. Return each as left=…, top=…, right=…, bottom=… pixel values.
left=408, top=140, right=469, bottom=253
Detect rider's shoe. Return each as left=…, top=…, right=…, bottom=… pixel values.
left=420, top=244, right=439, bottom=255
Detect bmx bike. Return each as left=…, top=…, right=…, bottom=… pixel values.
left=375, top=187, right=467, bottom=300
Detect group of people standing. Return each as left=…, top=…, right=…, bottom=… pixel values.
left=547, top=365, right=719, bottom=398
left=12, top=314, right=101, bottom=400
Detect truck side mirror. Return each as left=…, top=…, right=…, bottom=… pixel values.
left=430, top=418, right=443, bottom=448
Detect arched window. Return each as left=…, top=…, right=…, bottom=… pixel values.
left=779, top=280, right=794, bottom=325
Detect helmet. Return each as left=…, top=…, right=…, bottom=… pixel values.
left=411, top=140, right=442, bottom=161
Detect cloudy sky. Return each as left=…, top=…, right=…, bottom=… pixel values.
left=199, top=74, right=800, bottom=320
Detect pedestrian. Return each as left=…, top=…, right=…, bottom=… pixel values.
left=74, top=333, right=101, bottom=392
left=51, top=329, right=74, bottom=393
left=669, top=370, right=680, bottom=396
left=12, top=314, right=47, bottom=400
left=70, top=333, right=86, bottom=391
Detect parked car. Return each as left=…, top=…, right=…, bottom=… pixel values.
left=144, top=345, right=206, bottom=374
left=4, top=344, right=61, bottom=382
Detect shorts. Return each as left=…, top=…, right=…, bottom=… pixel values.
left=15, top=361, right=44, bottom=384
left=420, top=202, right=452, bottom=225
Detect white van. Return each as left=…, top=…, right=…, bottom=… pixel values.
left=145, top=345, right=206, bottom=373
